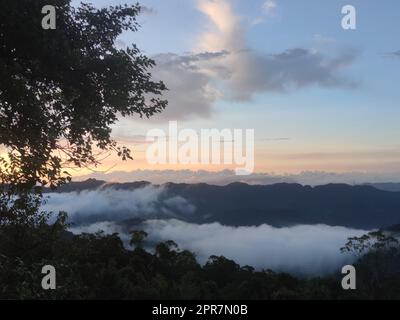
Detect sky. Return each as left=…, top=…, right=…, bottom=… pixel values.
left=70, top=0, right=400, bottom=177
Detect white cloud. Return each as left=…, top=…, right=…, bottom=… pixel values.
left=43, top=185, right=196, bottom=224
left=135, top=0, right=358, bottom=120
left=385, top=50, right=400, bottom=58
left=194, top=0, right=358, bottom=102
left=262, top=0, right=277, bottom=14
left=71, top=219, right=368, bottom=277
left=149, top=51, right=228, bottom=120
left=197, top=0, right=245, bottom=52
left=144, top=219, right=366, bottom=276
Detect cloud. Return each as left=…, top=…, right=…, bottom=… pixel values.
left=386, top=50, right=400, bottom=58
left=144, top=220, right=366, bottom=276
left=140, top=5, right=157, bottom=15
left=149, top=51, right=228, bottom=120
left=252, top=0, right=278, bottom=25
left=43, top=177, right=373, bottom=277
left=43, top=185, right=196, bottom=224
left=69, top=221, right=133, bottom=244
left=151, top=48, right=357, bottom=119
left=137, top=0, right=357, bottom=120
left=195, top=0, right=358, bottom=101
left=197, top=0, right=245, bottom=52
left=71, top=219, right=367, bottom=277
left=262, top=0, right=277, bottom=14
left=225, top=48, right=357, bottom=101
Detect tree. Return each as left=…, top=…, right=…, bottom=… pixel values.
left=0, top=0, right=167, bottom=192
left=0, top=0, right=167, bottom=224
left=341, top=230, right=400, bottom=298
left=129, top=230, right=148, bottom=249
left=341, top=230, right=399, bottom=257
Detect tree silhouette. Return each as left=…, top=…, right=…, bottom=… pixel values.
left=0, top=0, right=167, bottom=223
left=341, top=230, right=399, bottom=256
left=0, top=0, right=167, bottom=191
left=129, top=230, right=148, bottom=249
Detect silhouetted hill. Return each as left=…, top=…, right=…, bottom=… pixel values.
left=45, top=178, right=151, bottom=193
left=45, top=178, right=106, bottom=193
left=50, top=179, right=400, bottom=229
left=367, top=183, right=400, bottom=192
left=162, top=182, right=400, bottom=228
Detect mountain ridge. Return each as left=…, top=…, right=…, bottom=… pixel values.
left=45, top=179, right=400, bottom=229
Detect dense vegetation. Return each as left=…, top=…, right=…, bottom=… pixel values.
left=0, top=215, right=399, bottom=300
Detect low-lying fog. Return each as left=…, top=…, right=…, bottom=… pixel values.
left=44, top=188, right=368, bottom=277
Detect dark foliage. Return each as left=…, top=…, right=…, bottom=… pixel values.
left=0, top=0, right=167, bottom=226
left=0, top=0, right=167, bottom=192
left=0, top=220, right=399, bottom=300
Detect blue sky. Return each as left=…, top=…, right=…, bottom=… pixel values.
left=72, top=0, right=400, bottom=174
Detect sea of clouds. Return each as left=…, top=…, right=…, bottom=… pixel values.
left=70, top=219, right=366, bottom=277
left=43, top=185, right=196, bottom=224
left=43, top=186, right=369, bottom=277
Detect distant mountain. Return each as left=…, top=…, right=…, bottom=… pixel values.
left=49, top=180, right=400, bottom=229
left=45, top=178, right=151, bottom=193
left=366, top=183, right=400, bottom=193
